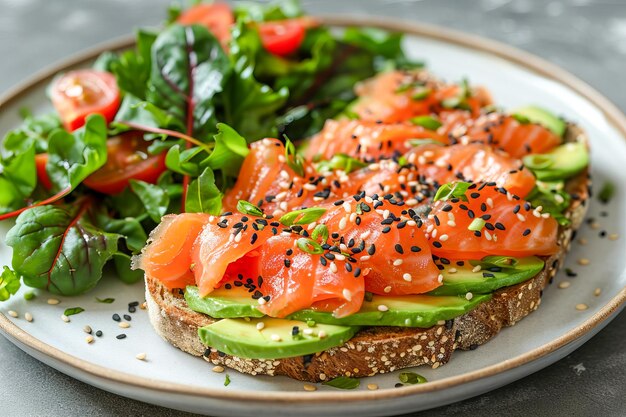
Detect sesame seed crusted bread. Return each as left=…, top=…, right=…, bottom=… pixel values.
left=144, top=123, right=590, bottom=382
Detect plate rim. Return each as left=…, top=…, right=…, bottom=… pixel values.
left=0, top=14, right=625, bottom=404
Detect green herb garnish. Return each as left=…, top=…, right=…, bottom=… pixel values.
left=433, top=182, right=472, bottom=202
left=410, top=116, right=442, bottom=131
left=224, top=374, right=231, bottom=387
left=280, top=207, right=327, bottom=226
left=411, top=87, right=431, bottom=101
left=408, top=139, right=444, bottom=147
left=296, top=238, right=324, bottom=255
left=598, top=181, right=615, bottom=204
left=468, top=218, right=486, bottom=231
left=237, top=200, right=264, bottom=217
left=63, top=307, right=85, bottom=317
left=23, top=291, right=35, bottom=301
left=95, top=297, right=115, bottom=304
left=322, top=376, right=360, bottom=390
left=399, top=372, right=427, bottom=384
left=0, top=267, right=20, bottom=302
left=284, top=135, right=305, bottom=177
left=316, top=154, right=367, bottom=174
left=311, top=224, right=329, bottom=242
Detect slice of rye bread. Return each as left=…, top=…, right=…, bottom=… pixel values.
left=145, top=123, right=591, bottom=382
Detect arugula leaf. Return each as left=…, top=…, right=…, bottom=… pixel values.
left=46, top=115, right=108, bottom=192
left=95, top=297, right=115, bottom=304
left=280, top=207, right=326, bottom=226
left=398, top=372, right=427, bottom=384
left=148, top=24, right=231, bottom=140
left=5, top=201, right=120, bottom=296
left=129, top=180, right=170, bottom=223
left=202, top=123, right=250, bottom=177
left=185, top=167, right=222, bottom=214
left=63, top=307, right=85, bottom=316
left=0, top=266, right=21, bottom=302
left=108, top=29, right=157, bottom=99
left=165, top=145, right=204, bottom=176
left=322, top=376, right=360, bottom=390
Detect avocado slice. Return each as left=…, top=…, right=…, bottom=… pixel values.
left=198, top=318, right=358, bottom=359
left=523, top=142, right=589, bottom=181
left=511, top=105, right=566, bottom=137
left=288, top=294, right=490, bottom=328
left=429, top=256, right=545, bottom=296
left=185, top=285, right=263, bottom=319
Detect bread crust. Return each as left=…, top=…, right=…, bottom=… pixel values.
left=145, top=124, right=591, bottom=382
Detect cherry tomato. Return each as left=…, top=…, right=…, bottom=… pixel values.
left=176, top=2, right=234, bottom=49
left=258, top=20, right=306, bottom=56
left=50, top=70, right=120, bottom=132
left=83, top=132, right=167, bottom=195
left=35, top=153, right=52, bottom=190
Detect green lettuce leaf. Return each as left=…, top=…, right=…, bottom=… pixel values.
left=185, top=167, right=223, bottom=215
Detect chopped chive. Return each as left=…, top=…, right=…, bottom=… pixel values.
left=598, top=181, right=615, bottom=204
left=410, top=116, right=442, bottom=130
left=95, top=297, right=115, bottom=304
left=237, top=200, right=264, bottom=217
left=280, top=207, right=327, bottom=226
left=296, top=238, right=324, bottom=255
left=224, top=374, right=231, bottom=386
left=433, top=182, right=471, bottom=202
left=311, top=224, right=329, bottom=242
left=468, top=218, right=486, bottom=231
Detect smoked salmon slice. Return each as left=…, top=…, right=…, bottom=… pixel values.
left=424, top=182, right=559, bottom=260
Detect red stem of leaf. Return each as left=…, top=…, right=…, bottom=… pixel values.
left=0, top=185, right=73, bottom=221
left=118, top=121, right=207, bottom=149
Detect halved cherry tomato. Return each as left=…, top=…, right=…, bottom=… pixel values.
left=35, top=153, right=52, bottom=190
left=258, top=19, right=306, bottom=56
left=176, top=2, right=234, bottom=49
left=83, top=132, right=167, bottom=195
left=50, top=70, right=120, bottom=132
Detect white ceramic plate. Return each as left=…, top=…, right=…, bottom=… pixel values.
left=1, top=17, right=625, bottom=417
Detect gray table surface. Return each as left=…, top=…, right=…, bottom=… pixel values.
left=0, top=0, right=624, bottom=416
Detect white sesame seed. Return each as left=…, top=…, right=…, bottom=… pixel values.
left=256, top=322, right=265, bottom=331
left=360, top=255, right=371, bottom=261
left=377, top=305, right=389, bottom=312
left=61, top=314, right=70, bottom=323
left=486, top=198, right=494, bottom=208
left=578, top=258, right=590, bottom=266
left=439, top=234, right=449, bottom=241
left=257, top=297, right=267, bottom=305
left=541, top=213, right=550, bottom=218
left=438, top=274, right=444, bottom=284
left=339, top=217, right=348, bottom=230
left=447, top=221, right=456, bottom=227
left=393, top=259, right=403, bottom=266
left=576, top=303, right=588, bottom=311
left=342, top=289, right=352, bottom=301
left=119, top=322, right=130, bottom=329
left=303, top=328, right=313, bottom=335
left=136, top=353, right=147, bottom=361
left=303, top=183, right=317, bottom=191
left=212, top=366, right=225, bottom=373
left=516, top=213, right=526, bottom=222
left=318, top=331, right=327, bottom=339
left=472, top=265, right=482, bottom=273
left=25, top=313, right=33, bottom=322
left=448, top=268, right=457, bottom=274
left=303, top=384, right=317, bottom=391
left=609, top=233, right=619, bottom=241
left=234, top=232, right=242, bottom=243
left=407, top=220, right=416, bottom=227
left=279, top=201, right=288, bottom=211
left=431, top=228, right=438, bottom=238
left=330, top=262, right=338, bottom=273
left=594, top=288, right=602, bottom=296
left=83, top=325, right=92, bottom=334
left=360, top=230, right=371, bottom=239
left=383, top=286, right=392, bottom=293
left=367, top=383, right=379, bottom=390
left=402, top=273, right=412, bottom=282
left=465, top=292, right=474, bottom=300
left=47, top=298, right=60, bottom=305
left=85, top=335, right=94, bottom=344
left=271, top=334, right=282, bottom=342
left=342, top=201, right=351, bottom=213
left=383, top=209, right=390, bottom=219
left=8, top=310, right=18, bottom=318
left=558, top=281, right=571, bottom=289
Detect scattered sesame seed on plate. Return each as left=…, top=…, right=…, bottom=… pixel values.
left=61, top=314, right=70, bottom=323
left=318, top=330, right=328, bottom=339
left=83, top=325, right=92, bottom=334
left=558, top=281, right=571, bottom=289
left=212, top=366, right=225, bottom=373
left=25, top=312, right=33, bottom=322
left=119, top=322, right=130, bottom=329
left=136, top=353, right=147, bottom=361
left=576, top=303, right=588, bottom=311
left=577, top=238, right=587, bottom=245
left=256, top=322, right=265, bottom=330
left=85, top=335, right=94, bottom=344
left=594, top=288, right=602, bottom=296
left=608, top=233, right=619, bottom=241
left=377, top=304, right=389, bottom=312
left=47, top=298, right=60, bottom=305
left=8, top=310, right=18, bottom=318
left=577, top=258, right=590, bottom=266
left=303, top=384, right=317, bottom=391
left=367, top=383, right=379, bottom=390
left=270, top=334, right=282, bottom=342
left=465, top=292, right=474, bottom=300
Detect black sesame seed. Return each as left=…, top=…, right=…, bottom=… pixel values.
left=116, top=334, right=127, bottom=340
left=368, top=244, right=376, bottom=255
left=394, top=244, right=404, bottom=254
left=123, top=315, right=131, bottom=321
left=410, top=246, right=421, bottom=252
left=354, top=268, right=361, bottom=278
left=129, top=301, right=139, bottom=307
left=523, top=229, right=531, bottom=236
left=565, top=268, right=578, bottom=277
left=442, top=204, right=453, bottom=212
left=495, top=222, right=506, bottom=231
left=320, top=257, right=328, bottom=266
left=95, top=330, right=103, bottom=337
left=292, top=326, right=300, bottom=336
left=112, top=314, right=121, bottom=322
left=433, top=241, right=443, bottom=248
left=128, top=307, right=136, bottom=313
left=382, top=226, right=391, bottom=233
left=284, top=259, right=291, bottom=268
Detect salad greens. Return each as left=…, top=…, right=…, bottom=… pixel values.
left=0, top=0, right=414, bottom=300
